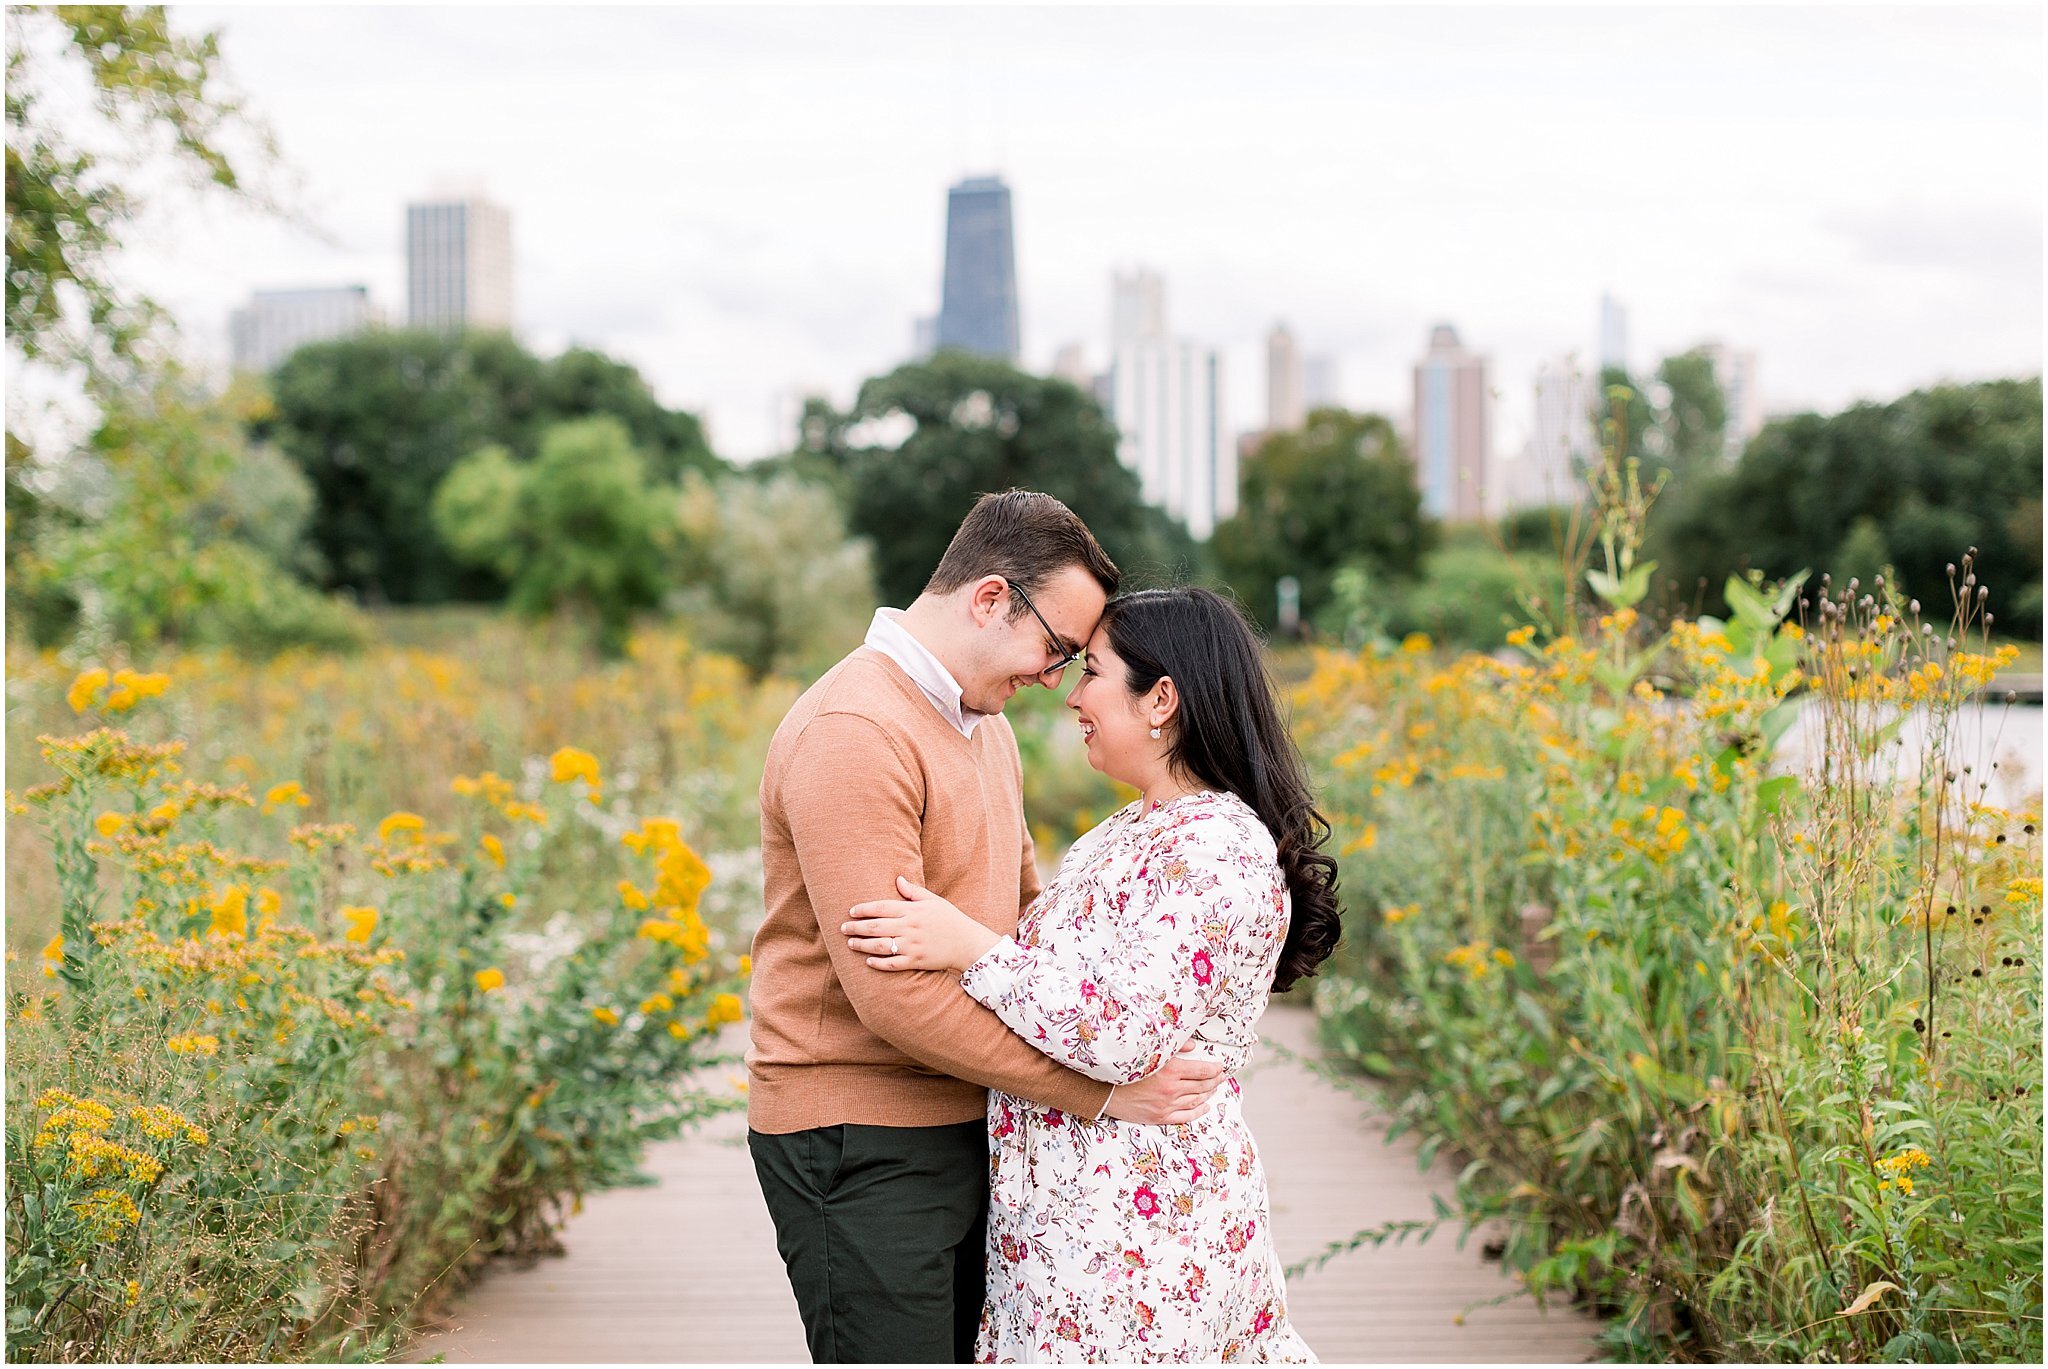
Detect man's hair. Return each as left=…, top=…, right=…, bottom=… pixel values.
left=924, top=490, right=1121, bottom=608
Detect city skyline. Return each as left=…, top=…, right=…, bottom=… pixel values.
left=98, top=5, right=2043, bottom=462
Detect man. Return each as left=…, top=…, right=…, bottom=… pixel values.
left=747, top=490, right=1227, bottom=1364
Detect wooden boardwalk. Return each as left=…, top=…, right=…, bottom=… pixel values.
left=410, top=1002, right=1599, bottom=1363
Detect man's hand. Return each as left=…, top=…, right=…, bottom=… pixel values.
left=1102, top=1053, right=1226, bottom=1125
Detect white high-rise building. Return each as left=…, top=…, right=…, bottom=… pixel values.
left=1111, top=268, right=1166, bottom=347
left=406, top=196, right=513, bottom=333
left=1265, top=322, right=1305, bottom=433
left=228, top=286, right=376, bottom=372
left=1495, top=356, right=1595, bottom=513
left=1110, top=337, right=1233, bottom=539
left=1103, top=271, right=1232, bottom=538
left=1700, top=342, right=1763, bottom=459
left=1599, top=292, right=1629, bottom=373
left=1410, top=324, right=1491, bottom=523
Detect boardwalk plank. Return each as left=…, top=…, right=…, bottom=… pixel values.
left=410, top=1003, right=1599, bottom=1363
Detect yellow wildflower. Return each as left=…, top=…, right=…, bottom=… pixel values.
left=591, top=1006, right=620, bottom=1027
left=376, top=811, right=426, bottom=845
left=94, top=810, right=127, bottom=837
left=262, top=781, right=311, bottom=814
left=2006, top=877, right=2042, bottom=906
left=1399, top=632, right=1432, bottom=655
left=167, top=1033, right=220, bottom=1056
left=641, top=992, right=675, bottom=1014
left=738, top=955, right=753, bottom=978
left=66, top=668, right=111, bottom=713
left=550, top=746, right=602, bottom=787
left=1505, top=625, right=1537, bottom=649
left=474, top=967, right=506, bottom=993
left=707, top=992, right=745, bottom=1028
left=479, top=833, right=506, bottom=868
left=208, top=884, right=250, bottom=939
left=341, top=905, right=379, bottom=944
left=72, top=1187, right=142, bottom=1239
left=668, top=1020, right=693, bottom=1039
left=618, top=880, right=651, bottom=911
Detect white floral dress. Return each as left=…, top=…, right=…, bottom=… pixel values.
left=959, top=789, right=1315, bottom=1363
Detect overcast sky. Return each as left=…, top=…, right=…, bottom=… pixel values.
left=105, top=3, right=2045, bottom=461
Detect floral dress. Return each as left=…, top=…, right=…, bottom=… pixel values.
left=958, top=789, right=1315, bottom=1363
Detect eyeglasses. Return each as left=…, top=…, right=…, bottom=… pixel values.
left=1008, top=579, right=1086, bottom=681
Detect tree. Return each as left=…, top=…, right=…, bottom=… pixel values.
left=1210, top=408, right=1433, bottom=631
left=826, top=353, right=1202, bottom=607
left=6, top=5, right=272, bottom=372
left=432, top=417, right=674, bottom=655
left=1649, top=377, right=2042, bottom=634
left=670, top=472, right=877, bottom=679
left=17, top=371, right=364, bottom=653
left=264, top=330, right=725, bottom=605
left=1657, top=350, right=1728, bottom=478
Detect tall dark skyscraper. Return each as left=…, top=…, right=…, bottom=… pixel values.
left=936, top=176, right=1020, bottom=361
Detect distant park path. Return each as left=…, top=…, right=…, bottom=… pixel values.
left=410, top=1002, right=1600, bottom=1363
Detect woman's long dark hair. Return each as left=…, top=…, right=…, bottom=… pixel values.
left=1102, top=587, right=1342, bottom=992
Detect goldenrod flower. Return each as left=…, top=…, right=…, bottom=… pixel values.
left=618, top=879, right=651, bottom=911
left=1399, top=632, right=1432, bottom=654
left=376, top=811, right=426, bottom=845
left=341, top=905, right=379, bottom=944
left=479, top=833, right=506, bottom=868
left=550, top=746, right=602, bottom=787
left=641, top=992, right=675, bottom=1014
left=167, top=1032, right=221, bottom=1056
left=66, top=668, right=111, bottom=713
left=94, top=810, right=128, bottom=837
left=208, top=885, right=250, bottom=939
left=668, top=1020, right=693, bottom=1039
left=706, top=992, right=745, bottom=1028
left=738, top=955, right=753, bottom=978
left=126, top=1280, right=140, bottom=1306
left=262, top=781, right=311, bottom=814
left=474, top=967, right=506, bottom=993
left=591, top=1006, right=620, bottom=1027
left=71, top=1187, right=142, bottom=1239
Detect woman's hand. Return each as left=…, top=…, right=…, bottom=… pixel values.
left=843, top=875, right=1001, bottom=973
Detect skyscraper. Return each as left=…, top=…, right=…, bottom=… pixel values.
left=1111, top=268, right=1165, bottom=348
left=1495, top=355, right=1595, bottom=514
left=406, top=196, right=513, bottom=333
left=1266, top=322, right=1304, bottom=432
left=1699, top=342, right=1764, bottom=459
left=936, top=176, right=1020, bottom=361
left=1599, top=292, right=1629, bottom=373
left=1410, top=324, right=1491, bottom=522
left=1104, top=271, right=1234, bottom=540
left=229, top=286, right=377, bottom=373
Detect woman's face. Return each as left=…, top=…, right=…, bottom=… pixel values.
left=1064, top=626, right=1163, bottom=787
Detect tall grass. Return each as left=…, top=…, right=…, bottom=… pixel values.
left=4, top=622, right=772, bottom=1360
left=1294, top=449, right=2041, bottom=1359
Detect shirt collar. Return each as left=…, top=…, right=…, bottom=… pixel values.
left=865, top=608, right=987, bottom=738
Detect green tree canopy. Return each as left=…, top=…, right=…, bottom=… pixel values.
left=264, top=329, right=724, bottom=604
left=1649, top=377, right=2043, bottom=634
left=670, top=472, right=877, bottom=679
left=432, top=416, right=674, bottom=655
left=6, top=5, right=270, bottom=372
left=1210, top=408, right=1433, bottom=631
left=812, top=352, right=1201, bottom=607
left=15, top=371, right=363, bottom=652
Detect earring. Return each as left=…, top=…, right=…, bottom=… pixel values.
left=1149, top=726, right=1161, bottom=739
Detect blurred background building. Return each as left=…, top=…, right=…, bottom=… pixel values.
left=1105, top=269, right=1234, bottom=540
left=1492, top=355, right=1597, bottom=515
left=1599, top=291, right=1629, bottom=373
left=228, top=285, right=377, bottom=373
left=1702, top=342, right=1764, bottom=459
left=1411, top=323, right=1491, bottom=522
left=1266, top=321, right=1304, bottom=432
left=406, top=195, right=513, bottom=333
left=936, top=176, right=1020, bottom=361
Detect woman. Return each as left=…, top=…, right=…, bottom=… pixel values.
left=842, top=587, right=1343, bottom=1363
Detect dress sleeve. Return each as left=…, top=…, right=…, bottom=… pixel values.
left=958, top=813, right=1283, bottom=1085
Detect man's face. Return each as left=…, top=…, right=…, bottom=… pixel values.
left=961, top=565, right=1107, bottom=715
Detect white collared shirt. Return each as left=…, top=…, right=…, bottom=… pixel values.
left=865, top=608, right=986, bottom=739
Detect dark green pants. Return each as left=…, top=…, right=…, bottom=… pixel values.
left=749, top=1121, right=989, bottom=1364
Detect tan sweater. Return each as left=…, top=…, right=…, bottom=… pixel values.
left=746, top=647, right=1115, bottom=1133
